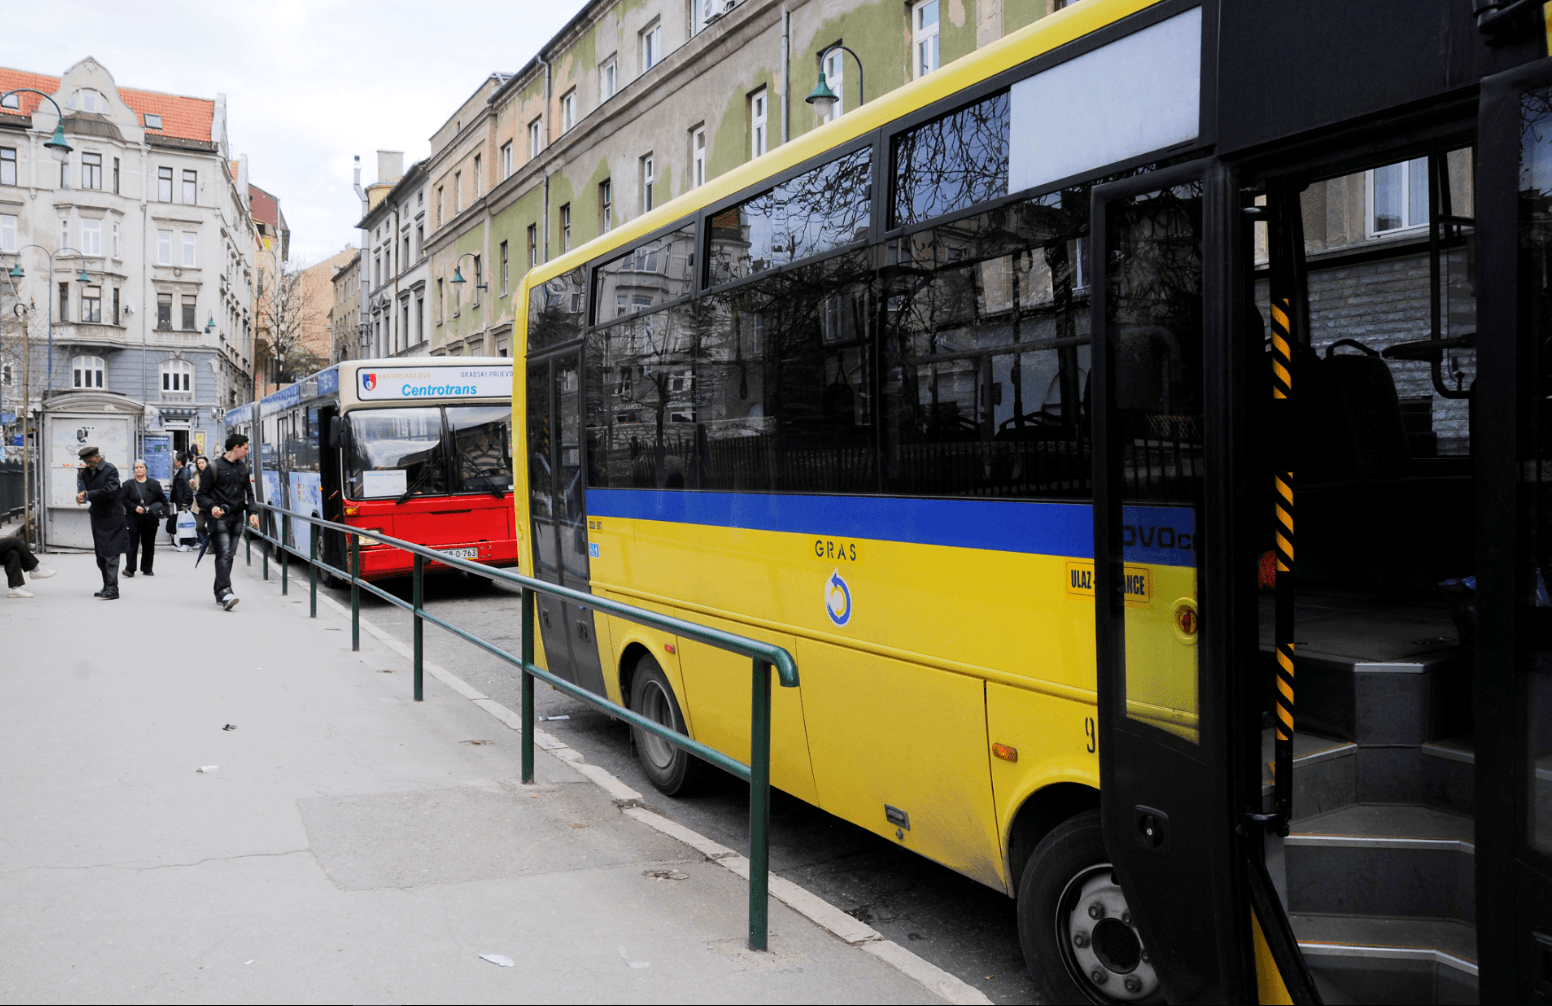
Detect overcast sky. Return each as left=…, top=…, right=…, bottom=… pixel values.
left=1, top=0, right=576, bottom=265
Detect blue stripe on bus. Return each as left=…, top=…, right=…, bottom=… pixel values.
left=584, top=489, right=1196, bottom=565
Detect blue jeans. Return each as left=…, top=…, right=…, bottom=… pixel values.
left=209, top=515, right=240, bottom=599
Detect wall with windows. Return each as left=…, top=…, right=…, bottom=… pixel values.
left=0, top=56, right=256, bottom=456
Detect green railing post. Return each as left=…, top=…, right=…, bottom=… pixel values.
left=308, top=523, right=318, bottom=618
left=280, top=513, right=289, bottom=595
left=521, top=585, right=535, bottom=784
left=412, top=552, right=424, bottom=702
left=350, top=532, right=361, bottom=652
left=749, top=657, right=772, bottom=952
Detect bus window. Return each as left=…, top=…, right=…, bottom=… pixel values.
left=594, top=223, right=696, bottom=323
left=528, top=266, right=588, bottom=350
left=706, top=145, right=871, bottom=287
left=448, top=405, right=513, bottom=493
left=892, top=90, right=1010, bottom=227
left=347, top=408, right=447, bottom=499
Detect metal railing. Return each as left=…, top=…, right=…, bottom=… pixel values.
left=242, top=501, right=797, bottom=951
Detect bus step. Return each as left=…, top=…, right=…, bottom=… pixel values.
left=1290, top=914, right=1477, bottom=1005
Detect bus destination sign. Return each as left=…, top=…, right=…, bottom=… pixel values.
left=358, top=367, right=512, bottom=401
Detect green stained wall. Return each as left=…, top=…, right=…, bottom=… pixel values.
left=708, top=85, right=754, bottom=179
left=1003, top=0, right=1046, bottom=34
left=792, top=1, right=908, bottom=142
left=548, top=172, right=576, bottom=256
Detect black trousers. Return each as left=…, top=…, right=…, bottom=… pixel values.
left=209, top=515, right=240, bottom=599
left=125, top=515, right=158, bottom=573
left=0, top=534, right=39, bottom=588
left=95, top=552, right=120, bottom=590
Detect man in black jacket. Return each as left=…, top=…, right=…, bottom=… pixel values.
left=170, top=453, right=194, bottom=550
left=196, top=433, right=259, bottom=610
left=75, top=446, right=126, bottom=599
left=121, top=459, right=169, bottom=577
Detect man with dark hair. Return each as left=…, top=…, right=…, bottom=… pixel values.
left=196, top=433, right=259, bottom=610
left=74, top=446, right=126, bottom=599
left=170, top=452, right=194, bottom=551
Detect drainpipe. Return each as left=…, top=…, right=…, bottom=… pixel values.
left=543, top=174, right=550, bottom=264
left=781, top=6, right=791, bottom=145
left=393, top=203, right=400, bottom=355
left=540, top=54, right=551, bottom=264
left=353, top=156, right=368, bottom=359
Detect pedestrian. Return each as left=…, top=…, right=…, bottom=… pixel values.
left=191, top=455, right=210, bottom=547
left=121, top=459, right=169, bottom=577
left=0, top=532, right=55, bottom=598
left=75, top=446, right=126, bottom=599
left=170, top=452, right=195, bottom=551
left=195, top=434, right=259, bottom=611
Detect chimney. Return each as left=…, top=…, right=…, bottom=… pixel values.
left=377, top=150, right=404, bottom=184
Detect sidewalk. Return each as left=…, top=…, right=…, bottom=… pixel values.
left=0, top=545, right=942, bottom=1003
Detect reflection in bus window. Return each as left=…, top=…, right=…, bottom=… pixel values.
left=448, top=405, right=513, bottom=493
left=347, top=408, right=447, bottom=499
left=706, top=146, right=871, bottom=286
left=594, top=223, right=696, bottom=323
left=892, top=90, right=1010, bottom=227
left=527, top=266, right=588, bottom=350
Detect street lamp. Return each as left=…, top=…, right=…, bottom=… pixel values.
left=449, top=252, right=488, bottom=346
left=3, top=244, right=93, bottom=391
left=2, top=88, right=73, bottom=163
left=806, top=44, right=865, bottom=119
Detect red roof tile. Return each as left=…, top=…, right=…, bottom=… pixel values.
left=0, top=66, right=214, bottom=143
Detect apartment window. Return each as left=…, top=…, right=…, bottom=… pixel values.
left=58, top=282, right=69, bottom=322
left=560, top=203, right=572, bottom=252
left=913, top=0, right=941, bottom=78
left=373, top=254, right=381, bottom=288
left=403, top=231, right=411, bottom=267
left=158, top=229, right=173, bottom=265
left=111, top=221, right=120, bottom=258
left=501, top=141, right=513, bottom=179
left=0, top=148, right=15, bottom=186
left=59, top=156, right=69, bottom=189
left=72, top=355, right=104, bottom=389
left=0, top=94, right=15, bottom=109
left=157, top=292, right=172, bottom=329
left=500, top=240, right=509, bottom=293
left=528, top=117, right=542, bottom=158
left=182, top=294, right=197, bottom=330
left=80, top=219, right=101, bottom=256
left=0, top=215, right=15, bottom=253
left=527, top=223, right=538, bottom=268
left=601, top=57, right=618, bottom=99
left=402, top=302, right=410, bottom=352
left=691, top=125, right=706, bottom=188
left=182, top=170, right=197, bottom=204
left=81, top=285, right=102, bottom=323
left=821, top=49, right=844, bottom=121
left=455, top=171, right=463, bottom=212
left=59, top=218, right=68, bottom=249
left=181, top=231, right=196, bottom=267
left=437, top=186, right=444, bottom=225
left=161, top=359, right=193, bottom=393
left=1369, top=157, right=1430, bottom=235
left=473, top=255, right=482, bottom=306
left=641, top=20, right=663, bottom=72
left=693, top=0, right=715, bottom=34
left=561, top=90, right=577, bottom=132
left=473, top=154, right=482, bottom=197
left=599, top=179, right=613, bottom=234
left=82, top=151, right=102, bottom=190
left=158, top=166, right=173, bottom=201
left=750, top=87, right=768, bottom=158
left=112, top=287, right=119, bottom=325
left=112, top=157, right=119, bottom=194
left=641, top=154, right=655, bottom=213
left=416, top=224, right=424, bottom=258
left=437, top=278, right=445, bottom=324
left=416, top=296, right=424, bottom=342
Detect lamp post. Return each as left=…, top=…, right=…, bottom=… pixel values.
left=4, top=245, right=95, bottom=391
left=805, top=44, right=865, bottom=120
left=448, top=252, right=488, bottom=352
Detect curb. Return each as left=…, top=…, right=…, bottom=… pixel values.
left=309, top=589, right=992, bottom=1006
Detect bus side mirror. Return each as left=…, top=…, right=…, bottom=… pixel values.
left=328, top=417, right=342, bottom=449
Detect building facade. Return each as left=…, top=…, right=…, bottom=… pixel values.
left=356, top=150, right=431, bottom=359
left=329, top=249, right=361, bottom=363
left=0, top=57, right=255, bottom=462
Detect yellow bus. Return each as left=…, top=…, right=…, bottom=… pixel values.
left=518, top=0, right=1552, bottom=999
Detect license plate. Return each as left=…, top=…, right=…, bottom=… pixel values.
left=438, top=547, right=479, bottom=560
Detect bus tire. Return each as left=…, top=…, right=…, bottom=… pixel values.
left=628, top=654, right=706, bottom=796
left=1017, top=810, right=1161, bottom=1004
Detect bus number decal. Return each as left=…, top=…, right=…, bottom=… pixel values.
left=1085, top=717, right=1097, bottom=754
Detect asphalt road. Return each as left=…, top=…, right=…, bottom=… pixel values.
left=301, top=563, right=1041, bottom=1004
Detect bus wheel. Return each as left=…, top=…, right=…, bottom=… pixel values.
left=1017, top=810, right=1161, bottom=1004
left=628, top=654, right=705, bottom=796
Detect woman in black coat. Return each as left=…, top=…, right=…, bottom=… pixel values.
left=121, top=459, right=169, bottom=576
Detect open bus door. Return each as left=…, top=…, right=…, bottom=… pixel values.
left=1475, top=58, right=1552, bottom=1002
left=1090, top=158, right=1317, bottom=1003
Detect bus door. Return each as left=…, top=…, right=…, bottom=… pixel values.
left=1091, top=159, right=1290, bottom=1002
left=526, top=352, right=607, bottom=695
left=1475, top=60, right=1552, bottom=1002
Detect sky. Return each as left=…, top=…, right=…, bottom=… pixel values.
left=0, top=0, right=577, bottom=265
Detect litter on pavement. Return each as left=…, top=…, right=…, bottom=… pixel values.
left=196, top=765, right=218, bottom=773
left=479, top=954, right=514, bottom=967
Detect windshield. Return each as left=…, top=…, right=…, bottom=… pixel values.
left=448, top=405, right=513, bottom=493
left=347, top=407, right=447, bottom=499
left=346, top=405, right=512, bottom=499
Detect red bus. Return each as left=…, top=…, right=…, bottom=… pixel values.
left=226, top=358, right=517, bottom=581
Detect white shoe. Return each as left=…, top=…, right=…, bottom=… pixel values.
left=28, top=568, right=55, bottom=579
left=8, top=587, right=34, bottom=598
left=222, top=593, right=239, bottom=611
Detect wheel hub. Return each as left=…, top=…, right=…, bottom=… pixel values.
left=1063, top=868, right=1160, bottom=1001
